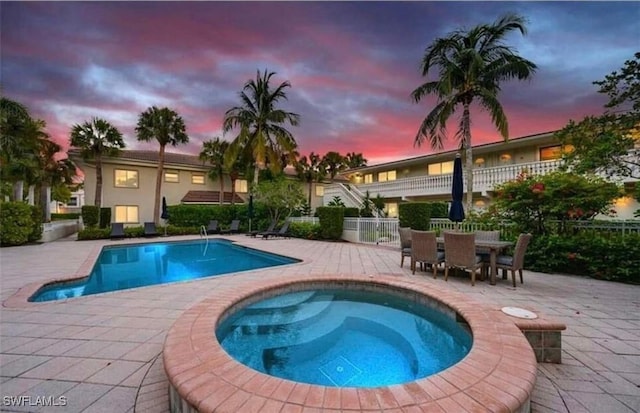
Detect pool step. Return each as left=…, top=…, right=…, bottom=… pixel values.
left=232, top=293, right=334, bottom=328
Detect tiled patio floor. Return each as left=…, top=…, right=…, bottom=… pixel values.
left=1, top=235, right=639, bottom=413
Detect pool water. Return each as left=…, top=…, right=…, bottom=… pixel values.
left=29, top=240, right=298, bottom=302
left=216, top=289, right=472, bottom=387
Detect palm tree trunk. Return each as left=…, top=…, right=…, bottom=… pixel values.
left=462, top=102, right=473, bottom=213
left=308, top=181, right=313, bottom=215
left=154, top=145, right=166, bottom=225
left=13, top=181, right=24, bottom=202
left=219, top=176, right=224, bottom=205
left=95, top=155, right=102, bottom=208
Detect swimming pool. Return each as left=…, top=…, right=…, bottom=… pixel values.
left=29, top=239, right=298, bottom=302
left=216, top=288, right=472, bottom=387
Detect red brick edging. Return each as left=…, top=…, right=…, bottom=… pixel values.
left=164, top=274, right=536, bottom=413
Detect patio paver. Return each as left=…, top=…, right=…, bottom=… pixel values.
left=1, top=234, right=639, bottom=412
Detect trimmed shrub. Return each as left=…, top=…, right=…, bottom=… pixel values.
left=28, top=205, right=43, bottom=242
left=81, top=205, right=100, bottom=227
left=429, top=202, right=449, bottom=218
left=289, top=222, right=322, bottom=240
left=51, top=213, right=81, bottom=221
left=0, top=202, right=34, bottom=246
left=99, top=208, right=111, bottom=229
left=317, top=206, right=344, bottom=240
left=343, top=207, right=360, bottom=217
left=77, top=227, right=111, bottom=240
left=398, top=202, right=431, bottom=230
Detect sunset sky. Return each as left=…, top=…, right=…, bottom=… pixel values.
left=2, top=1, right=639, bottom=164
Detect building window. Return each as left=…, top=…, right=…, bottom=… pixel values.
left=191, top=173, right=205, bottom=185
left=364, top=174, right=373, bottom=184
left=114, top=169, right=138, bottom=188
left=378, top=170, right=396, bottom=182
left=114, top=205, right=139, bottom=223
left=315, top=185, right=324, bottom=197
left=67, top=197, right=78, bottom=207
left=164, top=170, right=179, bottom=183
left=428, top=161, right=454, bottom=175
left=235, top=179, right=248, bottom=193
left=384, top=202, right=398, bottom=218
left=539, top=145, right=574, bottom=161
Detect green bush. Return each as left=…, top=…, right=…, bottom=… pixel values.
left=289, top=222, right=322, bottom=240
left=51, top=213, right=81, bottom=221
left=398, top=202, right=431, bottom=230
left=81, top=205, right=100, bottom=227
left=428, top=202, right=449, bottom=218
left=343, top=207, right=360, bottom=217
left=77, top=227, right=111, bottom=240
left=28, top=205, right=43, bottom=242
left=99, top=208, right=111, bottom=229
left=526, top=232, right=640, bottom=284
left=0, top=202, right=34, bottom=246
left=317, top=206, right=344, bottom=240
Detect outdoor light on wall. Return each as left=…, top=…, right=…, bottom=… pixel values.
left=474, top=157, right=485, bottom=167
left=499, top=153, right=512, bottom=162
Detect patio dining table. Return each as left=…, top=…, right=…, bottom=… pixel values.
left=436, top=237, right=514, bottom=285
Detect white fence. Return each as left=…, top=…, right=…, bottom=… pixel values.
left=343, top=218, right=401, bottom=247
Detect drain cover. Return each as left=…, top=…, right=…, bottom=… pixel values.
left=501, top=307, right=538, bottom=319
left=319, top=356, right=362, bottom=386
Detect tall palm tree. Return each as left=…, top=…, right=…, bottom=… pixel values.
left=70, top=118, right=125, bottom=208
left=223, top=69, right=300, bottom=190
left=321, top=151, right=346, bottom=181
left=199, top=137, right=230, bottom=205
left=33, top=138, right=76, bottom=221
left=411, top=13, right=536, bottom=211
left=136, top=107, right=188, bottom=224
left=295, top=152, right=326, bottom=214
left=344, top=152, right=368, bottom=169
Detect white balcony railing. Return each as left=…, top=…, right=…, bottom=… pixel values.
left=343, top=159, right=564, bottom=199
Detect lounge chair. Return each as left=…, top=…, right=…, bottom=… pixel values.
left=144, top=222, right=158, bottom=237
left=206, top=220, right=220, bottom=234
left=253, top=221, right=277, bottom=238
left=263, top=221, right=290, bottom=239
left=410, top=230, right=444, bottom=278
left=110, top=223, right=125, bottom=240
left=220, top=219, right=240, bottom=235
left=398, top=227, right=412, bottom=268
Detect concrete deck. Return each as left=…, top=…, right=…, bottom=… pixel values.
left=1, top=235, right=639, bottom=412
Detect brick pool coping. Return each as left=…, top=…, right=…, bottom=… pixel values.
left=163, top=274, right=537, bottom=413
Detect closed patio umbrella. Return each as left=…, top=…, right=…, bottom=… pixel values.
left=449, top=153, right=465, bottom=227
left=161, top=196, right=169, bottom=236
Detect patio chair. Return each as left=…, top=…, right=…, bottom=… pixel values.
left=410, top=230, right=444, bottom=278
left=443, top=232, right=483, bottom=286
left=253, top=220, right=277, bottom=238
left=110, top=223, right=125, bottom=240
left=263, top=220, right=290, bottom=239
left=220, top=219, right=240, bottom=235
left=475, top=230, right=500, bottom=279
left=206, top=220, right=220, bottom=234
left=144, top=222, right=158, bottom=237
left=495, top=233, right=533, bottom=287
left=398, top=227, right=412, bottom=268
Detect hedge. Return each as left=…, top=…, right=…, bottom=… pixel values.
left=28, top=205, right=43, bottom=242
left=343, top=207, right=360, bottom=217
left=0, top=202, right=35, bottom=246
left=99, top=208, right=111, bottom=229
left=428, top=202, right=449, bottom=218
left=81, top=205, right=100, bottom=227
left=289, top=222, right=321, bottom=240
left=398, top=202, right=431, bottom=230
left=51, top=213, right=81, bottom=221
left=77, top=225, right=201, bottom=240
left=317, top=206, right=344, bottom=240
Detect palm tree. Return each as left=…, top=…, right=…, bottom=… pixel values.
left=295, top=152, right=326, bottom=214
left=321, top=151, right=346, bottom=181
left=344, top=152, right=368, bottom=169
left=199, top=137, right=230, bottom=205
left=33, top=138, right=76, bottom=221
left=411, top=13, right=537, bottom=211
left=223, top=69, right=300, bottom=190
left=70, top=118, right=125, bottom=208
left=135, top=107, right=188, bottom=224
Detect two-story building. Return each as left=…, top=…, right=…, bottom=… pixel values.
left=325, top=131, right=639, bottom=219
left=69, top=149, right=327, bottom=225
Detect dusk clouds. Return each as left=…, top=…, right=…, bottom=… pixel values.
left=2, top=2, right=639, bottom=164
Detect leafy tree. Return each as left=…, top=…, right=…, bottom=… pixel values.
left=295, top=152, right=326, bottom=214
left=345, top=152, right=367, bottom=168
left=557, top=53, right=639, bottom=180
left=70, top=117, right=125, bottom=207
left=136, top=107, right=189, bottom=224
left=321, top=151, right=346, bottom=181
left=411, top=13, right=537, bottom=211
left=254, top=177, right=305, bottom=224
left=494, top=171, right=621, bottom=235
left=223, top=69, right=300, bottom=190
left=327, top=196, right=346, bottom=207
left=199, top=137, right=230, bottom=205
